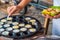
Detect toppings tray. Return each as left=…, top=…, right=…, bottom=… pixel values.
left=0, top=15, right=43, bottom=38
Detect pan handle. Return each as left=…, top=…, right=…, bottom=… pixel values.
left=43, top=18, right=50, bottom=35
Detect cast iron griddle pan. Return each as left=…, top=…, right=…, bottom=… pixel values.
left=0, top=15, right=43, bottom=39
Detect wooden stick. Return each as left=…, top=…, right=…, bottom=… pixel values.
left=43, top=18, right=50, bottom=35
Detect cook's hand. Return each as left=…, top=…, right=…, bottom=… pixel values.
left=42, top=14, right=53, bottom=19
left=53, top=14, right=60, bottom=19
left=7, top=6, right=21, bottom=16
left=42, top=14, right=60, bottom=19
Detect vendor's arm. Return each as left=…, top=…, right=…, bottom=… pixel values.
left=17, top=0, right=31, bottom=9
left=7, top=0, right=31, bottom=16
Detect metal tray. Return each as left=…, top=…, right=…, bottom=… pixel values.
left=0, top=15, right=43, bottom=39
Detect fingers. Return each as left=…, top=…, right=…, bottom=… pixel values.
left=58, top=14, right=60, bottom=17
left=7, top=6, right=21, bottom=16
left=54, top=14, right=60, bottom=19
left=42, top=13, right=60, bottom=19
left=7, top=6, right=17, bottom=16
left=8, top=6, right=20, bottom=15
left=9, top=6, right=17, bottom=14
left=42, top=14, right=46, bottom=17
left=54, top=15, right=57, bottom=18
left=7, top=6, right=14, bottom=13
left=42, top=14, right=53, bottom=19
left=47, top=14, right=53, bottom=19
left=7, top=6, right=14, bottom=16
left=9, top=11, right=19, bottom=16
left=7, top=7, right=10, bottom=13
